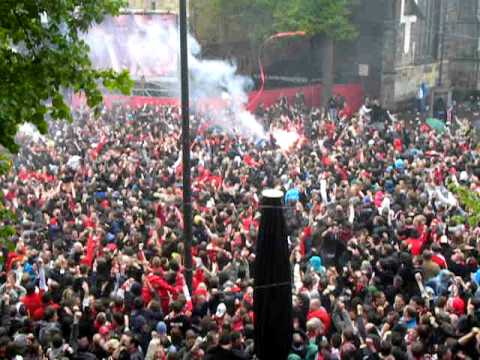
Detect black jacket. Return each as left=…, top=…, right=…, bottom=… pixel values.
left=205, top=346, right=248, bottom=360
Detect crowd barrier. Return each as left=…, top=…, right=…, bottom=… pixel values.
left=72, top=83, right=364, bottom=112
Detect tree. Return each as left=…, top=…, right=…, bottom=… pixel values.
left=272, top=0, right=357, bottom=107
left=0, top=1, right=133, bottom=266
left=190, top=0, right=275, bottom=75
left=0, top=152, right=16, bottom=267
left=450, top=184, right=480, bottom=227
left=0, top=0, right=134, bottom=153
left=192, top=0, right=274, bottom=45
left=195, top=0, right=357, bottom=106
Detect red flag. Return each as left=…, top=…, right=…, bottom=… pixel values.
left=248, top=31, right=306, bottom=111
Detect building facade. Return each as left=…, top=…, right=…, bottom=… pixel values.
left=350, top=0, right=444, bottom=108
left=189, top=0, right=480, bottom=108
left=445, top=0, right=480, bottom=91
left=364, top=0, right=480, bottom=108
left=122, top=0, right=480, bottom=108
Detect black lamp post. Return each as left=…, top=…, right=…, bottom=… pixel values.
left=254, top=189, right=293, bottom=359
left=179, top=0, right=193, bottom=293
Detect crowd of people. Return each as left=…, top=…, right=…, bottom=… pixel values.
left=0, top=93, right=479, bottom=360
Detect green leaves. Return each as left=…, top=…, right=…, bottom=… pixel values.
left=0, top=153, right=12, bottom=175
left=204, top=0, right=357, bottom=45
left=272, top=0, right=357, bottom=40
left=449, top=184, right=480, bottom=228
left=0, top=189, right=16, bottom=264
left=0, top=1, right=133, bottom=260
left=0, top=0, right=133, bottom=152
left=102, top=69, right=134, bottom=95
left=194, top=0, right=276, bottom=45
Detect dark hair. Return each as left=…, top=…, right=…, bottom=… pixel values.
left=52, top=333, right=63, bottom=348
left=331, top=333, right=342, bottom=348
left=133, top=297, right=144, bottom=310
left=379, top=340, right=392, bottom=356
left=169, top=259, right=180, bottom=272
left=410, top=342, right=424, bottom=357
left=25, top=282, right=36, bottom=295
left=44, top=306, right=57, bottom=322
left=112, top=312, right=124, bottom=327
left=244, top=324, right=254, bottom=339
left=171, top=301, right=183, bottom=314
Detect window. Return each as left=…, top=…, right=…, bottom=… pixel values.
left=459, top=0, right=477, bottom=21
left=415, top=0, right=440, bottom=63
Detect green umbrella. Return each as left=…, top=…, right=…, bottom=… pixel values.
left=426, top=118, right=447, bottom=134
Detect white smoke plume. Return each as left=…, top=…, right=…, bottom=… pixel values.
left=83, top=15, right=265, bottom=139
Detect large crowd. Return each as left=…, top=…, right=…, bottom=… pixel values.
left=0, top=94, right=479, bottom=360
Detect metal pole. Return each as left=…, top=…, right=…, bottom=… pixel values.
left=179, top=0, right=193, bottom=293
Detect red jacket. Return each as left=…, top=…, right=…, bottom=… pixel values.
left=307, top=308, right=332, bottom=333
left=21, top=290, right=45, bottom=318
left=142, top=274, right=177, bottom=314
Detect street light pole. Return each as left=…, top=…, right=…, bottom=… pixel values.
left=179, top=0, right=193, bottom=293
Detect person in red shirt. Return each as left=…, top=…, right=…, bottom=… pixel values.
left=21, top=282, right=45, bottom=319
left=307, top=298, right=331, bottom=335
left=142, top=273, right=177, bottom=314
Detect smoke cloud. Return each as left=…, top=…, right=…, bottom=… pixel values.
left=83, top=15, right=265, bottom=139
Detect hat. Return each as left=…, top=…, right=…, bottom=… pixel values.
left=309, top=256, right=324, bottom=273
left=156, top=321, right=167, bottom=335
left=385, top=179, right=395, bottom=193
left=223, top=280, right=235, bottom=290
left=472, top=268, right=480, bottom=286
left=395, top=159, right=405, bottom=170
left=13, top=334, right=28, bottom=348
left=131, top=315, right=147, bottom=331
left=367, top=286, right=379, bottom=295
left=216, top=303, right=227, bottom=318
left=106, top=243, right=117, bottom=252
left=450, top=297, right=465, bottom=316
left=424, top=286, right=435, bottom=298
left=99, top=326, right=110, bottom=336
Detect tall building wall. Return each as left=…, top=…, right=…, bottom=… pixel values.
left=446, top=0, right=480, bottom=90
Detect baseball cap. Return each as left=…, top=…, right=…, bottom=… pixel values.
left=216, top=303, right=227, bottom=318
left=156, top=321, right=167, bottom=335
